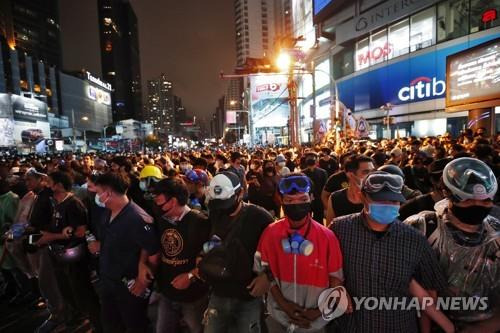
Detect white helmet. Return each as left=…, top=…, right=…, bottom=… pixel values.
left=443, top=157, right=497, bottom=201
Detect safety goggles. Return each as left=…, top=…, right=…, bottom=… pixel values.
left=279, top=176, right=311, bottom=194
left=363, top=172, right=404, bottom=193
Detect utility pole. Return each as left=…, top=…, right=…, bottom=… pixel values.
left=288, top=65, right=299, bottom=147
left=72, top=109, right=76, bottom=152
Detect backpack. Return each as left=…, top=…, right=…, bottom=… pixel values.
left=199, top=206, right=253, bottom=284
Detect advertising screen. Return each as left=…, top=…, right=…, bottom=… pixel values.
left=11, top=95, right=48, bottom=122
left=336, top=32, right=500, bottom=112
left=250, top=75, right=289, bottom=129
left=0, top=118, right=14, bottom=147
left=88, top=85, right=111, bottom=105
left=13, top=120, right=50, bottom=145
left=446, top=38, right=500, bottom=109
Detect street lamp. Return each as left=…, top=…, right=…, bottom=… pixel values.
left=276, top=52, right=292, bottom=72
left=81, top=116, right=89, bottom=152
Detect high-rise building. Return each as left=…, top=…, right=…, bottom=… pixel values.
left=98, top=0, right=143, bottom=122
left=146, top=73, right=174, bottom=138
left=211, top=96, right=225, bottom=139
left=0, top=0, right=62, bottom=68
left=0, top=0, right=60, bottom=117
left=234, top=0, right=277, bottom=66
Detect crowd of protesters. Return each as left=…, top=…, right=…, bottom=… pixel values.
left=0, top=126, right=499, bottom=333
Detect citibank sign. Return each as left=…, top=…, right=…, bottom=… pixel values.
left=398, top=77, right=446, bottom=102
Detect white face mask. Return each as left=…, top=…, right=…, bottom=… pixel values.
left=95, top=192, right=108, bottom=208
left=278, top=162, right=286, bottom=167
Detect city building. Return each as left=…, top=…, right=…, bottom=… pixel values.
left=0, top=0, right=62, bottom=150
left=98, top=0, right=143, bottom=122
left=59, top=70, right=112, bottom=137
left=174, top=95, right=188, bottom=135
left=0, top=0, right=62, bottom=68
left=234, top=0, right=277, bottom=66
left=290, top=0, right=500, bottom=141
left=145, top=73, right=175, bottom=138
left=211, top=96, right=225, bottom=139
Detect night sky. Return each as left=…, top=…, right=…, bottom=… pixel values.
left=60, top=0, right=236, bottom=123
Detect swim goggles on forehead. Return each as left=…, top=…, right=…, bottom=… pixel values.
left=363, top=173, right=404, bottom=193
left=279, top=176, right=311, bottom=195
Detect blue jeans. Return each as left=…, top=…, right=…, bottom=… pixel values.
left=156, top=293, right=208, bottom=333
left=203, top=295, right=262, bottom=333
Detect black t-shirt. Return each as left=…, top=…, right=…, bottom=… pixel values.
left=209, top=203, right=273, bottom=299
left=83, top=192, right=107, bottom=239
left=324, top=171, right=349, bottom=193
left=399, top=193, right=436, bottom=221
left=29, top=187, right=53, bottom=231
left=156, top=210, right=211, bottom=302
left=49, top=194, right=88, bottom=245
left=319, top=158, right=339, bottom=177
left=302, top=167, right=328, bottom=199
left=286, top=159, right=296, bottom=173
left=99, top=201, right=160, bottom=283
left=331, top=188, right=364, bottom=218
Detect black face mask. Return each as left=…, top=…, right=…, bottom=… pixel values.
left=451, top=204, right=492, bottom=225
left=306, top=159, right=316, bottom=166
left=264, top=166, right=275, bottom=174
left=209, top=196, right=241, bottom=217
left=283, top=203, right=311, bottom=221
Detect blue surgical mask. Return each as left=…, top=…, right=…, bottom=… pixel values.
left=368, top=203, right=399, bottom=224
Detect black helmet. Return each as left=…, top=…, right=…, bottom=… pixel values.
left=378, top=164, right=405, bottom=180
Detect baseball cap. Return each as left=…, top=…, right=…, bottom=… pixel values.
left=207, top=171, right=241, bottom=209
left=276, top=155, right=286, bottom=163
left=362, top=171, right=405, bottom=202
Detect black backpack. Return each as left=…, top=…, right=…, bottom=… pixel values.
left=199, top=206, right=253, bottom=284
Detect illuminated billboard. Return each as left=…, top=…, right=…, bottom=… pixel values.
left=11, top=95, right=48, bottom=122
left=446, top=37, right=500, bottom=111
left=87, top=85, right=111, bottom=105
left=250, top=75, right=289, bottom=129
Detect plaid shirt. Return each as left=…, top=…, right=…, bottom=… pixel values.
left=331, top=212, right=447, bottom=333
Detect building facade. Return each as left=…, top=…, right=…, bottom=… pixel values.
left=98, top=0, right=143, bottom=122
left=146, top=73, right=175, bottom=138
left=0, top=0, right=63, bottom=149
left=292, top=0, right=500, bottom=141
left=59, top=71, right=112, bottom=134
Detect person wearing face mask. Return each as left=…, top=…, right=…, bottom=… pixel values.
left=255, top=160, right=281, bottom=217
left=404, top=158, right=500, bottom=332
left=326, top=154, right=374, bottom=224
left=94, top=172, right=160, bottom=333
left=318, top=148, right=338, bottom=177
left=183, top=169, right=209, bottom=213
left=402, top=152, right=433, bottom=194
left=201, top=171, right=273, bottom=333
left=276, top=154, right=291, bottom=176
left=255, top=174, right=347, bottom=332
left=302, top=152, right=328, bottom=224
left=179, top=157, right=193, bottom=174
left=38, top=171, right=102, bottom=332
left=246, top=159, right=264, bottom=206
left=399, top=158, right=451, bottom=221
left=331, top=171, right=447, bottom=333
left=151, top=178, right=210, bottom=333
